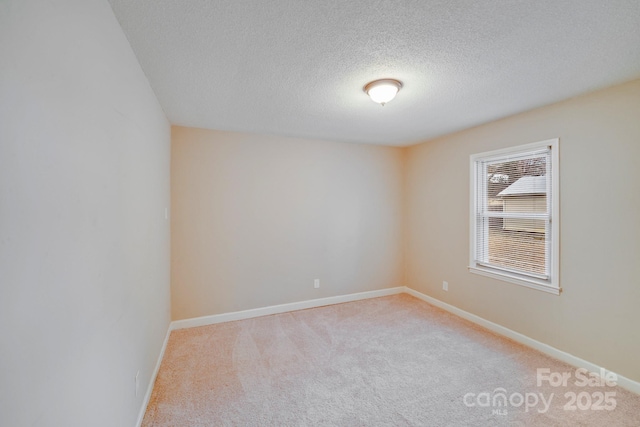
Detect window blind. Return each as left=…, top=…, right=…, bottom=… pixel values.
left=474, top=147, right=552, bottom=280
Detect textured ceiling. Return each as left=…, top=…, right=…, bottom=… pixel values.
left=108, top=0, right=640, bottom=146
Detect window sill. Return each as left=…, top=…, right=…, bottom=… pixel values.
left=468, top=265, right=561, bottom=295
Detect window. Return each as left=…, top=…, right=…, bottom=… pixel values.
left=469, top=139, right=560, bottom=294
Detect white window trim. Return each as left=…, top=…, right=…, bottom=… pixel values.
left=468, top=138, right=560, bottom=295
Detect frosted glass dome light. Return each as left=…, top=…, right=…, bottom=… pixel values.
left=364, top=79, right=403, bottom=106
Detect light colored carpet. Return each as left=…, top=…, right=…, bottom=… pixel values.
left=143, top=294, right=640, bottom=426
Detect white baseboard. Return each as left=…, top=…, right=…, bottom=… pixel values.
left=136, top=324, right=172, bottom=427
left=171, top=287, right=405, bottom=331
left=403, top=286, right=640, bottom=395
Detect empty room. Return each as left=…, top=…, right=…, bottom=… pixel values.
left=2, top=0, right=640, bottom=426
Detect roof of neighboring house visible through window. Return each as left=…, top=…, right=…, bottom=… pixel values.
left=497, top=176, right=546, bottom=196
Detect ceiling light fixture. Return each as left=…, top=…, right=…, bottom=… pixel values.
left=364, top=79, right=403, bottom=106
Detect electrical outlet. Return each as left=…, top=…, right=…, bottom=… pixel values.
left=442, top=281, right=449, bottom=291
left=314, top=279, right=320, bottom=289
left=135, top=371, right=140, bottom=397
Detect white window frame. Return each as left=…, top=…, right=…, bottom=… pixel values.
left=469, top=138, right=560, bottom=295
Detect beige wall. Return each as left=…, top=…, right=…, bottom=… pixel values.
left=406, top=79, right=640, bottom=382
left=171, top=127, right=405, bottom=320
left=0, top=1, right=170, bottom=426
